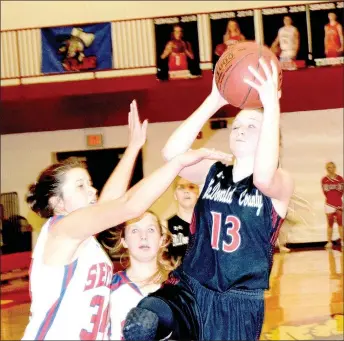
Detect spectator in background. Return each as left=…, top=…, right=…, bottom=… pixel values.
left=321, top=161, right=344, bottom=248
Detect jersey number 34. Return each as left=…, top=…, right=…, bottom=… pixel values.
left=210, top=211, right=241, bottom=252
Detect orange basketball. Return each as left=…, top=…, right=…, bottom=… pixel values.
left=214, top=41, right=282, bottom=109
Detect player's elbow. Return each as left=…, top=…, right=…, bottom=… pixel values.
left=253, top=172, right=275, bottom=190
left=253, top=177, right=274, bottom=194
left=161, top=146, right=174, bottom=162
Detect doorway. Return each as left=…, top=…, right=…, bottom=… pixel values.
left=56, top=148, right=143, bottom=194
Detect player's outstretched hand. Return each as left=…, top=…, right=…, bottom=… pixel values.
left=176, top=148, right=233, bottom=168
left=128, top=99, right=148, bottom=150
left=243, top=58, right=280, bottom=110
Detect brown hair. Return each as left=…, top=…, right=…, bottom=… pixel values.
left=102, top=211, right=179, bottom=286
left=26, top=157, right=86, bottom=218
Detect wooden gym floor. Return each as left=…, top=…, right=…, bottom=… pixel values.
left=1, top=248, right=343, bottom=340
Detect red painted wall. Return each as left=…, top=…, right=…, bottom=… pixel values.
left=1, top=67, right=343, bottom=135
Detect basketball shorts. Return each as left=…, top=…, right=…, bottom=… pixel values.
left=124, top=269, right=265, bottom=341
left=326, top=207, right=343, bottom=227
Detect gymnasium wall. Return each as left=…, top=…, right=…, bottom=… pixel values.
left=1, top=1, right=320, bottom=30
left=1, top=0, right=342, bottom=245
left=1, top=107, right=343, bottom=243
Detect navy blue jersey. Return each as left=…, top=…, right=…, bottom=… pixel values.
left=182, top=162, right=284, bottom=292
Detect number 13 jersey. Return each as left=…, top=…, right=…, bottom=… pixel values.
left=181, top=162, right=285, bottom=292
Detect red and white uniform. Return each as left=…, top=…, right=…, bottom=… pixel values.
left=325, top=23, right=342, bottom=58
left=110, top=271, right=160, bottom=340
left=22, top=215, right=113, bottom=340
left=168, top=40, right=190, bottom=71
left=321, top=175, right=344, bottom=226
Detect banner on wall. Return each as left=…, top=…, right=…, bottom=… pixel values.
left=210, top=10, right=255, bottom=71
left=41, top=23, right=112, bottom=73
left=154, top=15, right=202, bottom=81
left=309, top=2, right=344, bottom=67
left=262, top=5, right=308, bottom=70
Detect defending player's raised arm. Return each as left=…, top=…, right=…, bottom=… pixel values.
left=99, top=100, right=147, bottom=203
left=244, top=58, right=294, bottom=206
left=162, top=80, right=230, bottom=184
left=45, top=148, right=226, bottom=265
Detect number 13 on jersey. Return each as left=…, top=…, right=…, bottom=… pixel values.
left=211, top=211, right=241, bottom=252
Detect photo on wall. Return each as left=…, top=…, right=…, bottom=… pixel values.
left=309, top=1, right=344, bottom=67
left=262, top=5, right=309, bottom=70
left=210, top=10, right=255, bottom=71
left=154, top=15, right=202, bottom=81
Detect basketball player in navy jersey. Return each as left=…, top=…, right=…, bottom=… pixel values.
left=123, top=59, right=294, bottom=340
left=166, top=177, right=199, bottom=262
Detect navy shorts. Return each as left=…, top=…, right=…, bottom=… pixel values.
left=139, top=269, right=265, bottom=341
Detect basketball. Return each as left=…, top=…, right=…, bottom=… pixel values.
left=214, top=41, right=282, bottom=109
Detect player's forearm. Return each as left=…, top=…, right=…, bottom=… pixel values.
left=161, top=43, right=171, bottom=59
left=185, top=49, right=194, bottom=59
left=99, top=145, right=142, bottom=202
left=162, top=96, right=221, bottom=160
left=253, top=103, right=280, bottom=186
left=125, top=157, right=183, bottom=212
left=54, top=158, right=184, bottom=242
left=272, top=36, right=279, bottom=48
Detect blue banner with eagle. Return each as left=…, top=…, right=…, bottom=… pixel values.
left=41, top=23, right=113, bottom=73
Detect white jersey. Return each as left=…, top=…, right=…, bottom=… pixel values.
left=109, top=271, right=161, bottom=340
left=22, top=215, right=113, bottom=340
left=109, top=271, right=144, bottom=340
left=278, top=26, right=298, bottom=60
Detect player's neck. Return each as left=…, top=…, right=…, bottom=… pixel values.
left=233, top=157, right=254, bottom=182
left=329, top=20, right=337, bottom=25
left=327, top=173, right=337, bottom=179
left=177, top=206, right=193, bottom=223
left=126, top=259, right=158, bottom=284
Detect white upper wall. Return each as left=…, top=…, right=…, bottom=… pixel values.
left=1, top=108, right=343, bottom=244
left=0, top=119, right=234, bottom=230
left=1, top=0, right=321, bottom=30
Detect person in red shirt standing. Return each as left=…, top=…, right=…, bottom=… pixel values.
left=321, top=161, right=344, bottom=248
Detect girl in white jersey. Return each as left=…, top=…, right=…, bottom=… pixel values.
left=103, top=211, right=177, bottom=340
left=22, top=100, right=227, bottom=341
